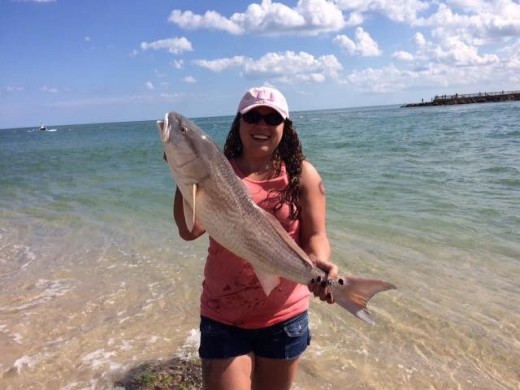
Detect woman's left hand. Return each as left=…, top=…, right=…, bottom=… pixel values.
left=308, top=259, right=339, bottom=304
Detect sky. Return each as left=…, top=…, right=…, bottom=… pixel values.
left=1, top=0, right=519, bottom=128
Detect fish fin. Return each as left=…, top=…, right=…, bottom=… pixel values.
left=333, top=276, right=396, bottom=325
left=253, top=266, right=280, bottom=296
left=259, top=208, right=315, bottom=270
left=182, top=184, right=197, bottom=232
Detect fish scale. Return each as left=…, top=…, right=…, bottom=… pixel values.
left=158, top=111, right=396, bottom=325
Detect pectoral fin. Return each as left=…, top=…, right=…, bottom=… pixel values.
left=183, top=184, right=197, bottom=232
left=253, top=266, right=280, bottom=296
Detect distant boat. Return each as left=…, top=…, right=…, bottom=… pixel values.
left=36, top=123, right=58, bottom=132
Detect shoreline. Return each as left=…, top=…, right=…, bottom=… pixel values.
left=402, top=90, right=520, bottom=107
left=1, top=107, right=519, bottom=389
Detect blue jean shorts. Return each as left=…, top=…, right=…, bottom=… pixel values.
left=199, top=311, right=311, bottom=360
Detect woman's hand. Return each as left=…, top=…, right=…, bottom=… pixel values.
left=308, top=259, right=339, bottom=304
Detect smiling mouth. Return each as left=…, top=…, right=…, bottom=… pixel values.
left=252, top=134, right=270, bottom=140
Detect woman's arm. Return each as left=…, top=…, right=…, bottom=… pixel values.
left=299, top=161, right=338, bottom=303
left=173, top=186, right=206, bottom=241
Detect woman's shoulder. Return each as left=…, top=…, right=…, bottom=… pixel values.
left=300, top=160, right=324, bottom=194
left=301, top=160, right=321, bottom=181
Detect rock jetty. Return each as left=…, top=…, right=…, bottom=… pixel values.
left=402, top=90, right=520, bottom=107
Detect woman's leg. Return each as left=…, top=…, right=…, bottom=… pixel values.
left=252, top=356, right=300, bottom=390
left=202, top=354, right=254, bottom=390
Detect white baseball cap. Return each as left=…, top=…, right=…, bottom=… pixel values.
left=237, top=86, right=289, bottom=119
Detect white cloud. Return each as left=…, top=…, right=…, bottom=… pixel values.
left=164, top=0, right=519, bottom=97
left=160, top=93, right=178, bottom=100
left=145, top=82, right=154, bottom=90
left=169, top=10, right=244, bottom=34
left=41, top=86, right=59, bottom=94
left=345, top=64, right=411, bottom=92
left=329, top=0, right=520, bottom=96
left=169, top=0, right=345, bottom=35
left=412, top=31, right=500, bottom=66
left=243, top=51, right=342, bottom=79
left=344, top=11, right=364, bottom=27
left=336, top=0, right=430, bottom=24
left=193, top=51, right=342, bottom=83
left=194, top=56, right=247, bottom=72
left=415, top=1, right=520, bottom=44
left=392, top=51, right=414, bottom=61
left=333, top=35, right=356, bottom=55
left=381, top=0, right=517, bottom=89
left=342, top=52, right=516, bottom=95
left=294, top=0, right=345, bottom=30
left=182, top=76, right=197, bottom=83
left=172, top=60, right=184, bottom=69
left=414, top=32, right=427, bottom=47
left=230, top=1, right=306, bottom=33
left=500, top=39, right=520, bottom=72
left=4, top=86, right=25, bottom=93
left=334, top=27, right=382, bottom=56
left=140, top=37, right=193, bottom=54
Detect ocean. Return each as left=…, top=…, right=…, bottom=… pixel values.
left=1, top=102, right=518, bottom=389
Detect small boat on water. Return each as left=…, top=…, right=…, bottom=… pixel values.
left=36, top=123, right=58, bottom=132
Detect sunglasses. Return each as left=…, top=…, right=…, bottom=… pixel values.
left=241, top=110, right=285, bottom=126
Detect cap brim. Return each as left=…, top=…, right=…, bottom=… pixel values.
left=240, top=103, right=288, bottom=119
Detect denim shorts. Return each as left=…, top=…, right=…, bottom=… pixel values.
left=199, top=311, right=311, bottom=360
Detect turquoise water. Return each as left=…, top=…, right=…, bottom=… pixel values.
left=1, top=103, right=519, bottom=389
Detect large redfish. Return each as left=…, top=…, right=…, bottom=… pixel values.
left=158, top=112, right=395, bottom=325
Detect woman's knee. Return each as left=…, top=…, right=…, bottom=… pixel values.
left=253, top=356, right=300, bottom=390
left=202, top=355, right=253, bottom=390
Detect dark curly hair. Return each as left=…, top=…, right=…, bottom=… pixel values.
left=223, top=113, right=305, bottom=220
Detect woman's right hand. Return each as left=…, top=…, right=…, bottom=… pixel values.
left=308, top=259, right=338, bottom=304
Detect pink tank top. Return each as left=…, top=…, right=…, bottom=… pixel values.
left=200, top=160, right=310, bottom=329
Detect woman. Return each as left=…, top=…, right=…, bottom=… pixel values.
left=173, top=86, right=338, bottom=389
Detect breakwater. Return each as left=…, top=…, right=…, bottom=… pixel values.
left=402, top=90, right=520, bottom=107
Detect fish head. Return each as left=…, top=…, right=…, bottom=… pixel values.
left=157, top=111, right=216, bottom=185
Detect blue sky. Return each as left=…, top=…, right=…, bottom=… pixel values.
left=1, top=0, right=519, bottom=128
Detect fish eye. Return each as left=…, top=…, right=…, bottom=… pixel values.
left=180, top=125, right=188, bottom=134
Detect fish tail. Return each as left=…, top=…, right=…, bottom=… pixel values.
left=333, top=276, right=396, bottom=325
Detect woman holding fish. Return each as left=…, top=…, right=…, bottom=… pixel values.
left=173, top=86, right=338, bottom=389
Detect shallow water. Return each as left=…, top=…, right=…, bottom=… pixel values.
left=1, top=103, right=519, bottom=389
